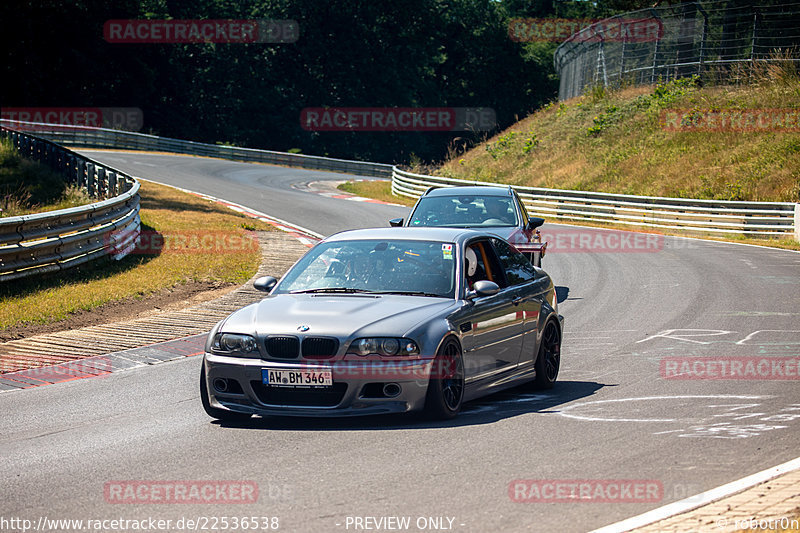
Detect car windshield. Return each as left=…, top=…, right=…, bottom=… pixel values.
left=275, top=239, right=456, bottom=298
left=409, top=195, right=518, bottom=228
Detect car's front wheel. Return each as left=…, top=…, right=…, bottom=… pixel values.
left=533, top=320, right=561, bottom=389
left=425, top=338, right=465, bottom=420
left=200, top=365, right=252, bottom=423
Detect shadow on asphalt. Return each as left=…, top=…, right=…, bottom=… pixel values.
left=213, top=380, right=607, bottom=431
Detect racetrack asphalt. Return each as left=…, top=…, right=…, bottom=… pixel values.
left=0, top=150, right=798, bottom=533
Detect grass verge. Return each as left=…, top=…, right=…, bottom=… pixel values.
left=0, top=180, right=273, bottom=330
left=337, top=179, right=415, bottom=207
left=0, top=137, right=92, bottom=216
left=436, top=63, right=799, bottom=203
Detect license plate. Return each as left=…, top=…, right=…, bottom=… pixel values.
left=262, top=367, right=332, bottom=388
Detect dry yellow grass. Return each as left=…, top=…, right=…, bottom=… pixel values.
left=438, top=71, right=800, bottom=202
left=0, top=137, right=93, bottom=216
left=0, top=180, right=273, bottom=329
left=337, top=179, right=416, bottom=206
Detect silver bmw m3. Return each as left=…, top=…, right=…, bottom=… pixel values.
left=200, top=227, right=563, bottom=422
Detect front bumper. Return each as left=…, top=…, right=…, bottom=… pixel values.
left=203, top=354, right=434, bottom=417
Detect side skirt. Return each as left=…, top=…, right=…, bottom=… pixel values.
left=463, top=363, right=537, bottom=403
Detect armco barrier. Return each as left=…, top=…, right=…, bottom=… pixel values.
left=0, top=127, right=140, bottom=282
left=3, top=121, right=795, bottom=241
left=392, top=168, right=799, bottom=239
left=0, top=120, right=393, bottom=178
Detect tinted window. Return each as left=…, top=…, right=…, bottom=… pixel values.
left=276, top=239, right=456, bottom=298
left=409, top=195, right=518, bottom=227
left=492, top=239, right=536, bottom=286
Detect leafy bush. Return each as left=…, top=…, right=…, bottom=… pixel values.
left=587, top=105, right=619, bottom=136
left=485, top=131, right=540, bottom=159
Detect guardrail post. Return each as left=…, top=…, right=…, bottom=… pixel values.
left=795, top=204, right=800, bottom=243
left=97, top=167, right=107, bottom=199
left=86, top=162, right=95, bottom=197
left=77, top=160, right=86, bottom=189
left=108, top=171, right=118, bottom=197
left=66, top=155, right=77, bottom=186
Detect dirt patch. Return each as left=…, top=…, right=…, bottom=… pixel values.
left=0, top=281, right=238, bottom=342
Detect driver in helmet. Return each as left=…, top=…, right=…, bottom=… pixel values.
left=464, top=246, right=486, bottom=290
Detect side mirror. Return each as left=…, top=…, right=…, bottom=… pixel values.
left=527, top=217, right=545, bottom=230
left=253, top=276, right=278, bottom=292
left=466, top=280, right=500, bottom=300
left=389, top=218, right=404, bottom=227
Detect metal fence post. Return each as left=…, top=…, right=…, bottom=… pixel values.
left=596, top=35, right=608, bottom=88
left=649, top=9, right=662, bottom=84
left=698, top=6, right=708, bottom=77
left=617, top=15, right=627, bottom=85
left=97, top=167, right=107, bottom=199
left=751, top=9, right=760, bottom=61
left=86, top=162, right=95, bottom=197
left=795, top=204, right=800, bottom=243
left=77, top=160, right=86, bottom=189
left=66, top=155, right=76, bottom=186
left=108, top=171, right=118, bottom=197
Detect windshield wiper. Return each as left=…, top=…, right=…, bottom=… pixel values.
left=290, top=287, right=377, bottom=294
left=371, top=290, right=447, bottom=298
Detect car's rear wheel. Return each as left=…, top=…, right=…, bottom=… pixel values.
left=200, top=366, right=252, bottom=423
left=533, top=320, right=560, bottom=389
left=425, top=338, right=465, bottom=420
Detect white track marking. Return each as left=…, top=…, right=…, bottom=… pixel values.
left=589, top=456, right=800, bottom=533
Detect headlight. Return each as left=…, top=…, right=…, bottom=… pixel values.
left=212, top=333, right=258, bottom=355
left=347, top=337, right=419, bottom=357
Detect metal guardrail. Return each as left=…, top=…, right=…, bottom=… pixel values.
left=0, top=120, right=393, bottom=178
left=0, top=127, right=141, bottom=282
left=392, top=168, right=799, bottom=239
left=554, top=2, right=800, bottom=100
left=3, top=121, right=795, bottom=244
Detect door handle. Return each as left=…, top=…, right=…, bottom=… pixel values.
left=512, top=297, right=524, bottom=305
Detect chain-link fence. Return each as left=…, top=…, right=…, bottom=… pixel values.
left=554, top=1, right=800, bottom=100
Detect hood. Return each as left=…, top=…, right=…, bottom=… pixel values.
left=220, top=294, right=458, bottom=338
